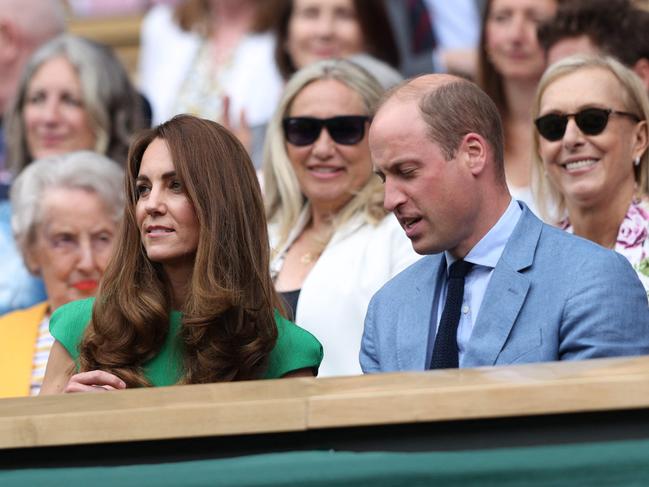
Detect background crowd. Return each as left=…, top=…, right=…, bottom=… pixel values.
left=1, top=0, right=649, bottom=397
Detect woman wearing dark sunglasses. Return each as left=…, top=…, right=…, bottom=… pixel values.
left=532, top=55, right=649, bottom=294
left=263, top=59, right=419, bottom=377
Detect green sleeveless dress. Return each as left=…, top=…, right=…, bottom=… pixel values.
left=50, top=298, right=323, bottom=385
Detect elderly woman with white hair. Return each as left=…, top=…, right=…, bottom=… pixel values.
left=0, top=151, right=124, bottom=397
left=263, top=59, right=419, bottom=377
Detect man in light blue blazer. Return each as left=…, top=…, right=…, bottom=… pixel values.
left=361, top=74, right=649, bottom=372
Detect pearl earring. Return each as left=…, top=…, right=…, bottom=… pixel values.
left=635, top=157, right=641, bottom=166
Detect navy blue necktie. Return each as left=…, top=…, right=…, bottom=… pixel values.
left=430, top=259, right=474, bottom=369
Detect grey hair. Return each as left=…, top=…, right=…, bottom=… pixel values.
left=10, top=151, right=125, bottom=263
left=263, top=58, right=386, bottom=250
left=531, top=55, right=649, bottom=222
left=347, top=53, right=404, bottom=90
left=4, top=34, right=145, bottom=175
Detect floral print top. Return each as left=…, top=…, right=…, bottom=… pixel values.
left=561, top=198, right=649, bottom=295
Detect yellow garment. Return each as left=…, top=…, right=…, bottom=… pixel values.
left=0, top=302, right=48, bottom=398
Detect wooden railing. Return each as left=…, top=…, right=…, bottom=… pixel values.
left=2, top=355, right=649, bottom=451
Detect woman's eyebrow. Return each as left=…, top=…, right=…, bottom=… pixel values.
left=161, top=171, right=178, bottom=180
left=135, top=171, right=177, bottom=181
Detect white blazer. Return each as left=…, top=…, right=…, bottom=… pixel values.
left=270, top=210, right=421, bottom=377
left=138, top=4, right=284, bottom=127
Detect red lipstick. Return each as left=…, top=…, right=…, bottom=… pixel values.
left=72, top=280, right=98, bottom=292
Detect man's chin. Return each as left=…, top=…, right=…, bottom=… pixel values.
left=410, top=238, right=440, bottom=255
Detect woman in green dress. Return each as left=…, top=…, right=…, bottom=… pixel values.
left=41, top=115, right=322, bottom=394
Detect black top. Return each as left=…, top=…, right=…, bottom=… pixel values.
left=279, top=289, right=301, bottom=321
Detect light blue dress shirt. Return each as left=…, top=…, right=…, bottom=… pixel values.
left=435, top=198, right=523, bottom=364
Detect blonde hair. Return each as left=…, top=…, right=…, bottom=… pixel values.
left=531, top=55, right=649, bottom=222
left=263, top=59, right=386, bottom=253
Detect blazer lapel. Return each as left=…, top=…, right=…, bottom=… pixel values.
left=463, top=206, right=542, bottom=367
left=396, top=255, right=445, bottom=370
left=463, top=262, right=529, bottom=366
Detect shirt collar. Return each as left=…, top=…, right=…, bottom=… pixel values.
left=445, top=198, right=522, bottom=271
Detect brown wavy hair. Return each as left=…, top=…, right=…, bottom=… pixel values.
left=78, top=115, right=280, bottom=387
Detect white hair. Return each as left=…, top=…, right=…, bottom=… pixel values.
left=10, top=151, right=125, bottom=262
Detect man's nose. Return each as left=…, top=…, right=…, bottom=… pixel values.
left=383, top=178, right=406, bottom=212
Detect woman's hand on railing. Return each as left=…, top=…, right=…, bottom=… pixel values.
left=64, top=370, right=127, bottom=393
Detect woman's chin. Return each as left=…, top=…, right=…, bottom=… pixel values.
left=564, top=186, right=606, bottom=210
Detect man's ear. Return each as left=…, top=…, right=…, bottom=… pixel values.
left=459, top=133, right=488, bottom=176
left=0, top=19, right=20, bottom=64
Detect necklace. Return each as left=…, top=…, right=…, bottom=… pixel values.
left=300, top=252, right=319, bottom=265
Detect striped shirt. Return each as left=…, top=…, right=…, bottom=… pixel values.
left=30, top=315, right=53, bottom=396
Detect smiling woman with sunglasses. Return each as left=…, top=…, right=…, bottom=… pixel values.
left=263, top=59, right=419, bottom=376
left=532, top=55, right=649, bottom=294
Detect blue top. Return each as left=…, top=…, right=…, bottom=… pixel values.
left=0, top=201, right=46, bottom=315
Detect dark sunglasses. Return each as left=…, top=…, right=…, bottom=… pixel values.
left=535, top=108, right=641, bottom=142
left=283, top=116, right=370, bottom=146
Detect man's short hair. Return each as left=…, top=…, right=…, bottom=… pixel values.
left=537, top=0, right=645, bottom=67
left=385, top=77, right=505, bottom=183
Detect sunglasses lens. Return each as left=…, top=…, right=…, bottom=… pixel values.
left=283, top=118, right=322, bottom=146
left=326, top=117, right=367, bottom=145
left=575, top=108, right=609, bottom=136
left=536, top=108, right=613, bottom=141
left=535, top=114, right=567, bottom=141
